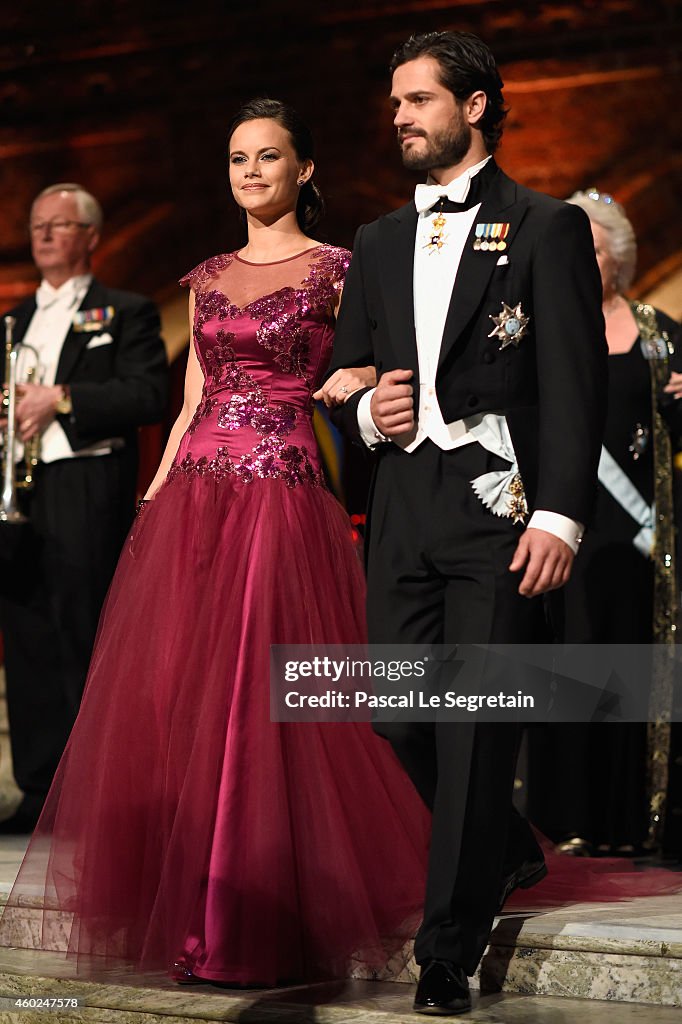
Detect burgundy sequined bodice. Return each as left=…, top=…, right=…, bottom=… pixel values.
left=171, top=245, right=350, bottom=487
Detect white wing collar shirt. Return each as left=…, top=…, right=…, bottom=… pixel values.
left=356, top=157, right=582, bottom=553
left=17, top=274, right=122, bottom=463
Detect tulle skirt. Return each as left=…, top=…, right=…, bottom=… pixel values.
left=0, top=470, right=430, bottom=984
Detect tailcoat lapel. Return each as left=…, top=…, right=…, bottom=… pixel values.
left=377, top=202, right=420, bottom=379
left=55, top=280, right=107, bottom=384
left=438, top=168, right=528, bottom=369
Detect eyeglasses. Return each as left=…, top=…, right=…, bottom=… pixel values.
left=29, top=219, right=92, bottom=234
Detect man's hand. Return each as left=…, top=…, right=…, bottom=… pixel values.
left=509, top=527, right=574, bottom=598
left=370, top=369, right=414, bottom=437
left=16, top=383, right=62, bottom=441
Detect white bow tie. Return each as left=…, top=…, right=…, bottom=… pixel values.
left=414, top=175, right=473, bottom=214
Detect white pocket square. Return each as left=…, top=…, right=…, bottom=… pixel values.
left=496, top=254, right=509, bottom=266
left=85, top=333, right=113, bottom=349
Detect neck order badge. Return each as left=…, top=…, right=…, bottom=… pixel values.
left=424, top=204, right=448, bottom=254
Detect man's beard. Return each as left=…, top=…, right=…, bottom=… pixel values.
left=400, top=118, right=471, bottom=172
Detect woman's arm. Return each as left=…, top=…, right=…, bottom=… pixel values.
left=144, top=293, right=203, bottom=499
left=312, top=281, right=378, bottom=405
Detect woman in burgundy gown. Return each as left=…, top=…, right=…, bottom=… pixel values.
left=0, top=99, right=430, bottom=986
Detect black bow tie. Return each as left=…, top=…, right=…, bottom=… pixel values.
left=429, top=197, right=474, bottom=214
left=426, top=168, right=491, bottom=215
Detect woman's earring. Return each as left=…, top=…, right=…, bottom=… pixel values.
left=297, top=178, right=305, bottom=187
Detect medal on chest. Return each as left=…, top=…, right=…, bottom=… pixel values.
left=72, top=305, right=115, bottom=332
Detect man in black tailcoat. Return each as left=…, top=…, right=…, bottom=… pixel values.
left=324, top=32, right=607, bottom=1015
left=0, top=183, right=168, bottom=832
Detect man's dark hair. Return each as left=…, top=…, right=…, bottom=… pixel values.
left=390, top=31, right=508, bottom=153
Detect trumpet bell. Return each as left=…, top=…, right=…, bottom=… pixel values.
left=1, top=315, right=42, bottom=521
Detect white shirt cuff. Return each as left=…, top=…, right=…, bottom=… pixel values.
left=527, top=510, right=584, bottom=556
left=357, top=389, right=388, bottom=448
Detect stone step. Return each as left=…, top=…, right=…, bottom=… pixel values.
left=349, top=895, right=682, bottom=1007
left=0, top=841, right=681, bottom=1013
left=0, top=893, right=680, bottom=1010
left=0, top=954, right=682, bottom=1024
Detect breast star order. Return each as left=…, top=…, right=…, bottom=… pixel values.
left=488, top=302, right=529, bottom=350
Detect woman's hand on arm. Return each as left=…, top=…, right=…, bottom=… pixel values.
left=313, top=366, right=377, bottom=408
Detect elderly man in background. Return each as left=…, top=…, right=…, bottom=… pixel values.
left=0, top=183, right=168, bottom=833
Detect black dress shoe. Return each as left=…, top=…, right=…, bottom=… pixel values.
left=497, top=856, right=547, bottom=913
left=413, top=960, right=471, bottom=1016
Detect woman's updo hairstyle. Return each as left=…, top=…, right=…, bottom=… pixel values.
left=228, top=97, right=325, bottom=232
left=566, top=188, right=637, bottom=294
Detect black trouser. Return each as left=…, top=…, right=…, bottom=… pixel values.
left=366, top=440, right=547, bottom=976
left=0, top=453, right=134, bottom=819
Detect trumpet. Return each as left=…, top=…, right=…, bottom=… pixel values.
left=1, top=315, right=41, bottom=524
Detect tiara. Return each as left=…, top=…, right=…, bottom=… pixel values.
left=585, top=188, right=617, bottom=205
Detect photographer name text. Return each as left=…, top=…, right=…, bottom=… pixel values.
left=283, top=690, right=534, bottom=711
